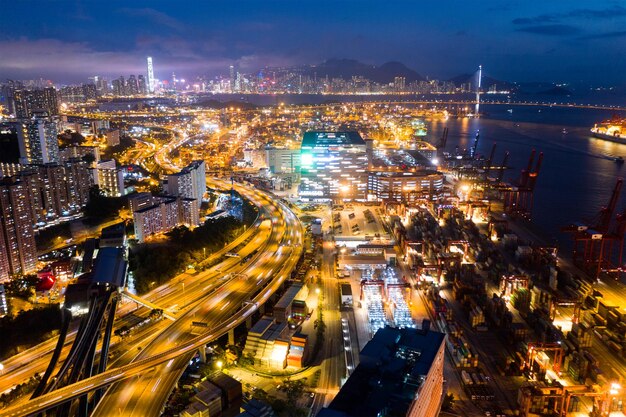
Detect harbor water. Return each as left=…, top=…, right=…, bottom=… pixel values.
left=430, top=104, right=626, bottom=250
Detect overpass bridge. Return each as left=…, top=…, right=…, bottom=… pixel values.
left=1, top=182, right=303, bottom=417
left=120, top=291, right=177, bottom=321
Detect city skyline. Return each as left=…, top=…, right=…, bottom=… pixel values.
left=1, top=1, right=625, bottom=85
left=3, top=2, right=626, bottom=417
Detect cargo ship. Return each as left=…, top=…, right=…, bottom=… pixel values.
left=591, top=118, right=626, bottom=144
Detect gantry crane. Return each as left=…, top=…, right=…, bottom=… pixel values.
left=503, top=149, right=544, bottom=219
left=526, top=342, right=565, bottom=378
left=565, top=178, right=625, bottom=278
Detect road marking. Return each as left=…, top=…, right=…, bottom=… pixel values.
left=152, top=378, right=161, bottom=392
left=41, top=395, right=63, bottom=406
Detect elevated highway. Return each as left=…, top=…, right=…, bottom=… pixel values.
left=0, top=182, right=265, bottom=398
left=0, top=182, right=303, bottom=417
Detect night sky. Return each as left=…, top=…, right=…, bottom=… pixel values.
left=1, top=0, right=625, bottom=85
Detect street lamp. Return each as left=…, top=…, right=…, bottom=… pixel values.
left=0, top=363, right=4, bottom=375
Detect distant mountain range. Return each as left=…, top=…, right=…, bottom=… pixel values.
left=447, top=73, right=515, bottom=90
left=302, top=58, right=425, bottom=84
left=272, top=58, right=574, bottom=96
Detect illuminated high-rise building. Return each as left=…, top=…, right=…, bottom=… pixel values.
left=166, top=160, right=206, bottom=201
left=127, top=75, right=139, bottom=95
left=394, top=76, right=406, bottom=91
left=0, top=177, right=38, bottom=281
left=299, top=131, right=368, bottom=200
left=229, top=65, right=235, bottom=92
left=147, top=57, right=155, bottom=94
left=138, top=75, right=147, bottom=94
left=5, top=111, right=60, bottom=165
left=13, top=87, right=58, bottom=118
left=130, top=195, right=199, bottom=243
left=92, top=159, right=124, bottom=197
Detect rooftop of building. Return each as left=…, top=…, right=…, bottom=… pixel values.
left=134, top=195, right=178, bottom=213
left=249, top=316, right=275, bottom=336
left=91, top=247, right=127, bottom=287
left=274, top=282, right=305, bottom=310
left=322, top=325, right=445, bottom=417
left=194, top=380, right=222, bottom=405
left=238, top=398, right=276, bottom=417
left=100, top=222, right=125, bottom=240
left=170, top=160, right=205, bottom=176
left=260, top=321, right=289, bottom=342
left=301, top=131, right=365, bottom=149
left=339, top=254, right=387, bottom=265
left=370, top=148, right=436, bottom=172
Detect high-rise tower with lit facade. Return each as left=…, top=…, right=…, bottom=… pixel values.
left=5, top=111, right=60, bottom=165
left=147, top=57, right=155, bottom=94
left=0, top=177, right=37, bottom=281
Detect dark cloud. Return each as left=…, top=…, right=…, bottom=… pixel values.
left=517, top=25, right=582, bottom=36
left=512, top=15, right=557, bottom=25
left=118, top=8, right=186, bottom=32
left=579, top=30, right=626, bottom=40
left=513, top=5, right=626, bottom=25
left=568, top=6, right=626, bottom=19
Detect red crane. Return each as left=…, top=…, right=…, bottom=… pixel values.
left=503, top=149, right=544, bottom=219
left=567, top=178, right=625, bottom=278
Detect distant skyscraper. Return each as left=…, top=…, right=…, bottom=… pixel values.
left=0, top=177, right=38, bottom=281
left=394, top=76, right=406, bottom=91
left=138, top=75, right=147, bottom=94
left=127, top=75, right=139, bottom=95
left=117, top=76, right=126, bottom=96
left=13, top=87, right=59, bottom=118
left=235, top=72, right=242, bottom=92
left=147, top=57, right=155, bottom=94
left=93, top=76, right=109, bottom=95
left=229, top=65, right=235, bottom=92
left=83, top=83, right=97, bottom=100
left=111, top=79, right=121, bottom=96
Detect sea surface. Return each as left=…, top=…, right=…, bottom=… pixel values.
left=211, top=93, right=626, bottom=251
left=436, top=104, right=626, bottom=251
